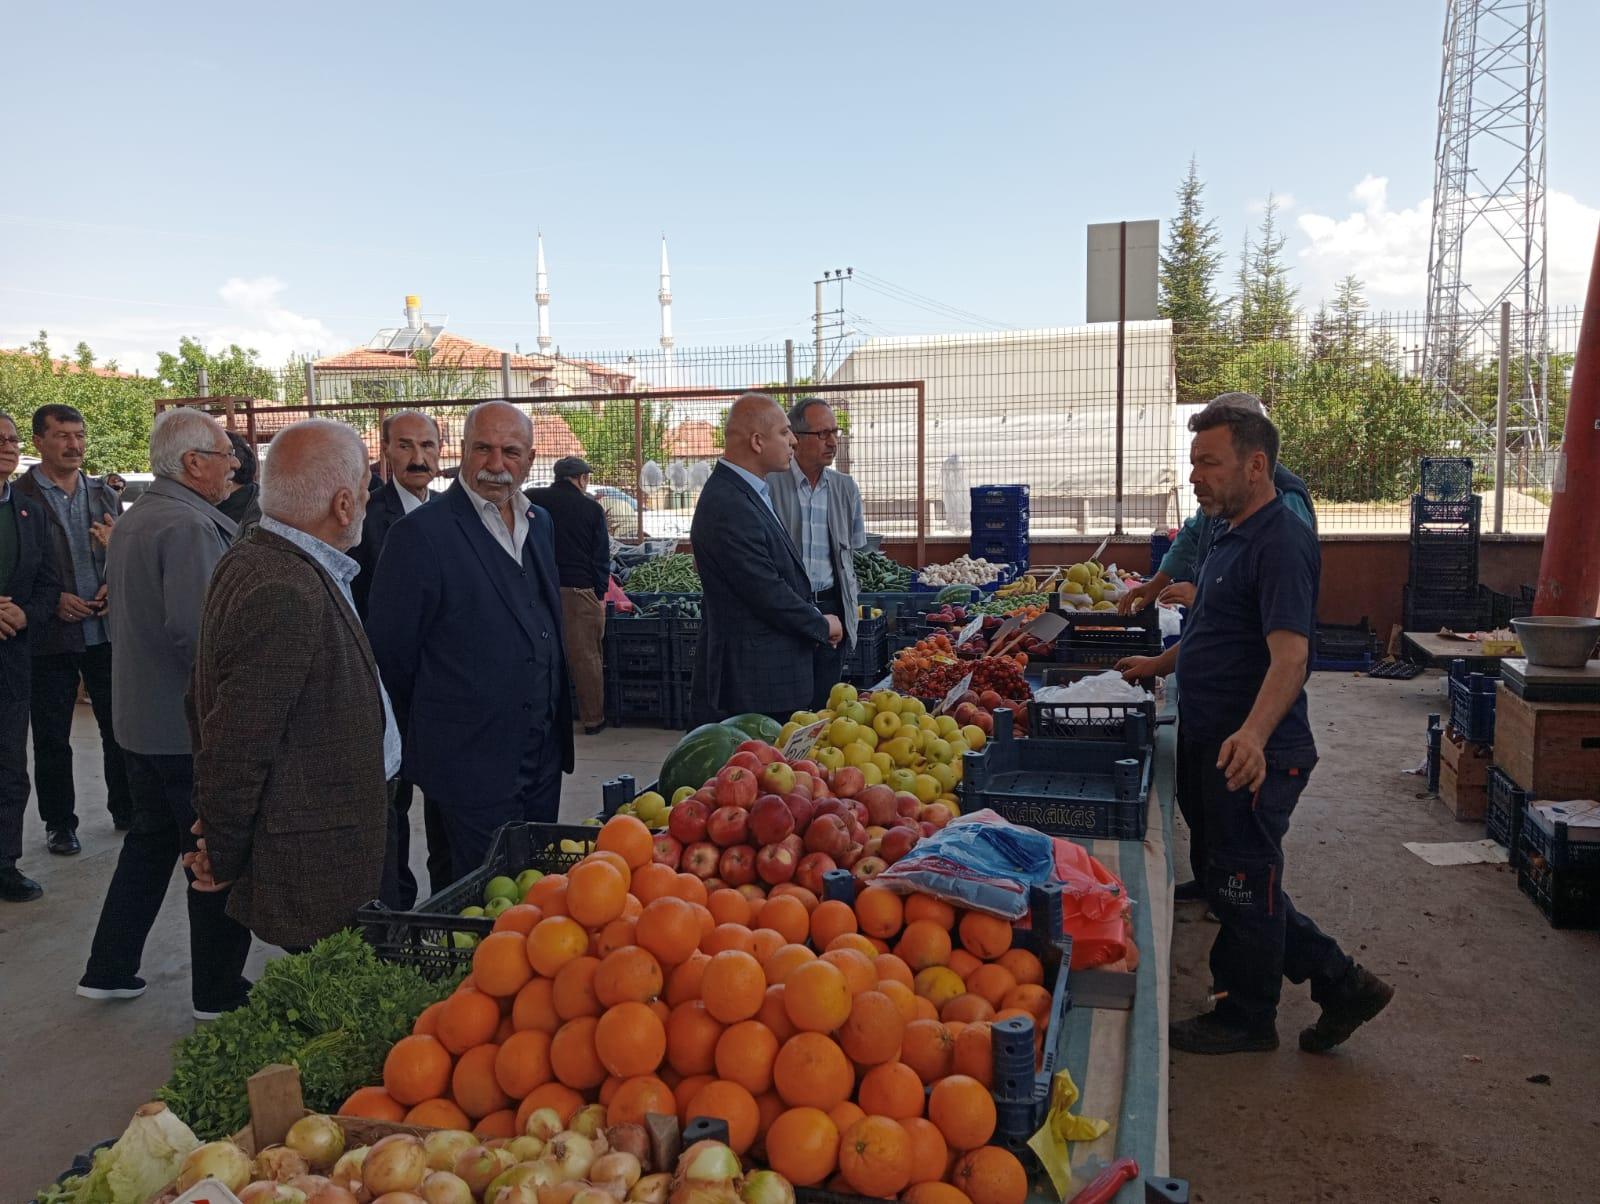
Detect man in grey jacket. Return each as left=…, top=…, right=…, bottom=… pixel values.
left=768, top=398, right=866, bottom=708
left=77, top=407, right=254, bottom=1019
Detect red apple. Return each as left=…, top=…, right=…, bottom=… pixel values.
left=919, top=821, right=937, bottom=837
left=880, top=826, right=918, bottom=863
left=837, top=842, right=863, bottom=869
left=894, top=792, right=922, bottom=818
left=682, top=841, right=721, bottom=878
left=889, top=814, right=920, bottom=831
left=707, top=805, right=750, bottom=847
left=862, top=835, right=883, bottom=859
left=791, top=759, right=822, bottom=778
left=922, top=803, right=954, bottom=830
left=794, top=852, right=837, bottom=895
left=758, top=761, right=797, bottom=797
left=756, top=843, right=797, bottom=885
left=693, top=786, right=719, bottom=808
left=714, top=766, right=759, bottom=810
left=852, top=856, right=887, bottom=882
left=805, top=773, right=832, bottom=799
left=804, top=813, right=851, bottom=857
left=812, top=798, right=848, bottom=822
left=849, top=801, right=869, bottom=827
left=653, top=833, right=684, bottom=868
left=782, top=793, right=816, bottom=833
left=726, top=751, right=765, bottom=775
left=861, top=789, right=897, bottom=826
left=668, top=799, right=710, bottom=844
left=749, top=796, right=796, bottom=845
left=719, top=844, right=758, bottom=887
left=831, top=766, right=866, bottom=798
left=737, top=882, right=768, bottom=904
left=737, top=739, right=784, bottom=765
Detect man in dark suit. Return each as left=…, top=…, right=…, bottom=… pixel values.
left=189, top=420, right=395, bottom=949
left=367, top=401, right=575, bottom=878
left=690, top=393, right=842, bottom=724
left=0, top=411, right=63, bottom=902
left=351, top=410, right=446, bottom=904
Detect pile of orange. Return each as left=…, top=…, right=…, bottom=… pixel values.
left=343, top=814, right=1046, bottom=1204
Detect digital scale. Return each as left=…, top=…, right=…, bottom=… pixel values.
left=1499, top=658, right=1600, bottom=703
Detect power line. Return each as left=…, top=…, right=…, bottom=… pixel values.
left=851, top=270, right=1015, bottom=330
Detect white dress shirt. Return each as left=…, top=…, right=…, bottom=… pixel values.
left=398, top=486, right=426, bottom=514
left=463, top=479, right=529, bottom=562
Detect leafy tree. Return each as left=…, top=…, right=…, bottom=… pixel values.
left=1159, top=159, right=1228, bottom=402
left=0, top=333, right=161, bottom=472
left=1237, top=195, right=1298, bottom=342
left=558, top=400, right=672, bottom=487
left=156, top=338, right=280, bottom=399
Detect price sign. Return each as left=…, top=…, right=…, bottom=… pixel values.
left=1019, top=612, right=1068, bottom=644
left=935, top=671, right=974, bottom=716
left=780, top=718, right=830, bottom=762
left=991, top=615, right=1025, bottom=645
left=957, top=615, right=984, bottom=646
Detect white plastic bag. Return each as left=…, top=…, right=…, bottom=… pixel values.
left=941, top=454, right=970, bottom=534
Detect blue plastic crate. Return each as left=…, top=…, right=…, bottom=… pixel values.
left=1150, top=530, right=1173, bottom=574
left=1485, top=765, right=1526, bottom=864
left=971, top=483, right=1030, bottom=508
left=970, top=506, right=1031, bottom=535
left=1448, top=660, right=1497, bottom=744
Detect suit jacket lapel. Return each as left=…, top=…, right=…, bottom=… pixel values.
left=446, top=483, right=541, bottom=646
left=718, top=463, right=806, bottom=576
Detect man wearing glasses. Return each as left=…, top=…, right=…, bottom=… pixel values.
left=768, top=398, right=866, bottom=707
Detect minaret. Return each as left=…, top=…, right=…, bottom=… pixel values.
left=658, top=236, right=674, bottom=353
left=535, top=233, right=552, bottom=355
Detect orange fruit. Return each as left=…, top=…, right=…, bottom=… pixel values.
left=525, top=873, right=569, bottom=915
left=904, top=893, right=956, bottom=929
left=759, top=984, right=797, bottom=1044
left=940, top=994, right=996, bottom=1025
left=965, top=964, right=1018, bottom=1010
left=821, top=948, right=877, bottom=997
left=411, top=999, right=444, bottom=1037
left=550, top=1016, right=607, bottom=1089
left=950, top=1147, right=1027, bottom=1204
left=858, top=1060, right=924, bottom=1119
left=665, top=1000, right=725, bottom=1077
left=952, top=1022, right=994, bottom=1088
left=750, top=927, right=786, bottom=967
left=754, top=1089, right=785, bottom=1141
left=339, top=1085, right=406, bottom=1121
left=900, top=1019, right=955, bottom=1084
left=674, top=1073, right=715, bottom=1125
left=1000, top=984, right=1052, bottom=1027
left=879, top=979, right=920, bottom=1024
left=383, top=1034, right=453, bottom=1106
left=896, top=921, right=953, bottom=971
left=838, top=990, right=905, bottom=1067
left=674, top=873, right=709, bottom=906
left=405, top=1097, right=471, bottom=1129
left=708, top=888, right=753, bottom=928
left=630, top=862, right=678, bottom=903
left=451, top=1043, right=510, bottom=1119
left=764, top=1106, right=840, bottom=1186
left=595, top=945, right=665, bottom=1006
left=472, top=931, right=534, bottom=998
left=763, top=942, right=817, bottom=986
left=598, top=814, right=655, bottom=869
left=854, top=886, right=905, bottom=940
left=568, top=859, right=628, bottom=928
left=874, top=954, right=915, bottom=989
left=595, top=916, right=639, bottom=958
left=900, top=1117, right=950, bottom=1185
left=928, top=1074, right=996, bottom=1150
left=914, top=966, right=967, bottom=1009
left=526, top=915, right=589, bottom=978
left=996, top=947, right=1044, bottom=986
left=838, top=1115, right=913, bottom=1198
left=637, top=896, right=702, bottom=967
left=756, top=895, right=810, bottom=944
left=607, top=1074, right=677, bottom=1128
left=552, top=955, right=602, bottom=1020
left=828, top=1099, right=865, bottom=1135
left=772, top=1032, right=853, bottom=1110
left=905, top=1184, right=973, bottom=1204
left=784, top=960, right=853, bottom=1033
left=810, top=899, right=859, bottom=949
left=957, top=912, right=1010, bottom=961
left=666, top=951, right=712, bottom=1007
left=516, top=1082, right=584, bottom=1130
left=437, top=987, right=502, bottom=1054
left=702, top=922, right=757, bottom=957
left=826, top=932, right=879, bottom=960
left=511, top=976, right=561, bottom=1033
left=494, top=1028, right=554, bottom=1098
left=701, top=950, right=766, bottom=1023
left=686, top=1079, right=760, bottom=1154
left=596, top=1000, right=668, bottom=1078
left=714, top=1019, right=780, bottom=1095
left=473, top=1109, right=517, bottom=1139
left=492, top=903, right=544, bottom=936
left=947, top=949, right=983, bottom=982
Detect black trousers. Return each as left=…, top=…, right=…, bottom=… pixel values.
left=438, top=724, right=562, bottom=882
left=0, top=690, right=30, bottom=869
left=1178, top=734, right=1353, bottom=1029
left=809, top=587, right=846, bottom=711
left=31, top=644, right=132, bottom=830
left=81, top=751, right=253, bottom=1010
left=390, top=778, right=451, bottom=907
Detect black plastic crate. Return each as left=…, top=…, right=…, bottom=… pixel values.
left=1485, top=765, right=1527, bottom=864
left=358, top=818, right=610, bottom=977
left=959, top=710, right=1152, bottom=840
left=1519, top=804, right=1600, bottom=872
left=1412, top=495, right=1482, bottom=528
left=842, top=616, right=889, bottom=683
left=1048, top=606, right=1163, bottom=662
left=1420, top=456, right=1474, bottom=501
left=1313, top=618, right=1375, bottom=671
left=605, top=676, right=676, bottom=727
left=1027, top=697, right=1157, bottom=746
left=1482, top=586, right=1533, bottom=629
left=1403, top=584, right=1487, bottom=632
left=1448, top=659, right=1497, bottom=744
left=671, top=614, right=702, bottom=677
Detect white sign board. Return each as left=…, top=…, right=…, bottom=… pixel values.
left=935, top=672, right=974, bottom=716
left=780, top=719, right=830, bottom=762
left=1086, top=220, right=1159, bottom=324
left=957, top=616, right=984, bottom=646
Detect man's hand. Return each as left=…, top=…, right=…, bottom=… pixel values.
left=1158, top=581, right=1197, bottom=608
left=91, top=584, right=109, bottom=615
left=1117, top=655, right=1162, bottom=683
left=0, top=597, right=23, bottom=638
left=1217, top=728, right=1268, bottom=793
left=825, top=614, right=844, bottom=647
left=1117, top=580, right=1160, bottom=615
left=186, top=818, right=232, bottom=892
left=56, top=592, right=94, bottom=623
left=91, top=514, right=115, bottom=549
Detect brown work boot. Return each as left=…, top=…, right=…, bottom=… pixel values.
left=1299, top=964, right=1394, bottom=1053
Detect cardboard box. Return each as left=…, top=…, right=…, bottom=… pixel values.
left=1494, top=691, right=1600, bottom=800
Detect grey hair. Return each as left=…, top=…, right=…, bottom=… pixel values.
left=1201, top=391, right=1267, bottom=417
left=462, top=401, right=534, bottom=448
left=150, top=407, right=226, bottom=479
left=260, top=419, right=369, bottom=527
left=381, top=409, right=441, bottom=444
left=787, top=397, right=829, bottom=432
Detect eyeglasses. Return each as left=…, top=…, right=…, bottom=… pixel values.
left=797, top=429, right=840, bottom=440
left=190, top=448, right=239, bottom=461
left=0, top=435, right=21, bottom=447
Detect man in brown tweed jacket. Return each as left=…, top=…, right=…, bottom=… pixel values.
left=189, top=419, right=399, bottom=951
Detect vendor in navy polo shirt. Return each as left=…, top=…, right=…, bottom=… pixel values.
left=1124, top=401, right=1392, bottom=1056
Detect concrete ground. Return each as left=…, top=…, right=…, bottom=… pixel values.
left=3, top=678, right=1597, bottom=1202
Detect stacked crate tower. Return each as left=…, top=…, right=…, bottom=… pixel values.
left=1404, top=457, right=1484, bottom=632
left=969, top=485, right=1030, bottom=569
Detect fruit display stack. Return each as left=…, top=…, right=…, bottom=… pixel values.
left=967, top=486, right=1028, bottom=569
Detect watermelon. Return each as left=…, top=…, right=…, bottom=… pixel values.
left=722, top=712, right=783, bottom=744
left=659, top=722, right=744, bottom=799
left=936, top=585, right=974, bottom=604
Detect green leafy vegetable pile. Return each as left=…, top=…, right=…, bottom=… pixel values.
left=159, top=931, right=458, bottom=1139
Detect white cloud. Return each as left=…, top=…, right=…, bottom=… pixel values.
left=1247, top=192, right=1296, bottom=215
left=1294, top=174, right=1599, bottom=311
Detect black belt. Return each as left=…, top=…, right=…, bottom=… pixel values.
left=809, top=585, right=842, bottom=605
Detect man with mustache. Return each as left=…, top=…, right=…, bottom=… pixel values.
left=367, top=402, right=574, bottom=877
left=351, top=411, right=446, bottom=902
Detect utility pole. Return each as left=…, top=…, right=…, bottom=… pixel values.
left=812, top=268, right=852, bottom=383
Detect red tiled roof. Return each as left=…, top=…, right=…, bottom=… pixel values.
left=314, top=332, right=557, bottom=373
left=665, top=419, right=719, bottom=457
left=533, top=413, right=584, bottom=458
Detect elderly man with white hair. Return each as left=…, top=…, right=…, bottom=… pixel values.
left=187, top=419, right=400, bottom=951
left=78, top=405, right=254, bottom=1019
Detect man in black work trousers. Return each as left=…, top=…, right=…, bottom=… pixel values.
left=1125, top=403, right=1392, bottom=1055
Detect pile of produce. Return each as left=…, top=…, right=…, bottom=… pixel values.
left=915, top=557, right=1007, bottom=588
left=160, top=932, right=458, bottom=1140
left=624, top=555, right=702, bottom=594
left=853, top=550, right=913, bottom=592
left=969, top=593, right=1048, bottom=616
left=1043, top=562, right=1129, bottom=612
left=342, top=811, right=1040, bottom=1204
left=33, top=1103, right=200, bottom=1204
left=891, top=635, right=1032, bottom=706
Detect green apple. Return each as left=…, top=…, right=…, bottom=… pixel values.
left=484, top=895, right=514, bottom=919
left=515, top=868, right=545, bottom=897
left=484, top=875, right=519, bottom=906
left=671, top=785, right=697, bottom=805
left=814, top=745, right=845, bottom=772
left=450, top=931, right=479, bottom=950
left=459, top=905, right=486, bottom=918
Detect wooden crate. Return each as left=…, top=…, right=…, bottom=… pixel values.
left=1493, top=691, right=1600, bottom=800
left=1440, top=726, right=1491, bottom=787
left=235, top=1064, right=432, bottom=1155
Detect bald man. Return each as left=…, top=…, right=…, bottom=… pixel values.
left=689, top=393, right=843, bottom=723
left=367, top=402, right=574, bottom=878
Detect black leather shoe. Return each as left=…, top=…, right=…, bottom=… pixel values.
left=584, top=722, right=609, bottom=735
left=46, top=828, right=81, bottom=855
left=1300, top=965, right=1394, bottom=1053
left=0, top=867, right=43, bottom=902
left=1170, top=1010, right=1279, bottom=1055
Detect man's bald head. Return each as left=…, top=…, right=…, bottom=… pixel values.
left=723, top=392, right=795, bottom=475
left=462, top=401, right=535, bottom=506
left=260, top=418, right=371, bottom=549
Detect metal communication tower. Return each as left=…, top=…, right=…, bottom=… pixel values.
left=1422, top=0, right=1548, bottom=444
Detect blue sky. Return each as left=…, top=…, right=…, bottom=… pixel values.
left=3, top=0, right=1596, bottom=372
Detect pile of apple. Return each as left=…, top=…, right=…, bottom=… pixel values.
left=654, top=741, right=951, bottom=898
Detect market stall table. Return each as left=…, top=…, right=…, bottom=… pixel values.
left=1400, top=630, right=1505, bottom=672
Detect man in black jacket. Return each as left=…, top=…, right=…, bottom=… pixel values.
left=0, top=411, right=64, bottom=901
left=526, top=456, right=611, bottom=735
left=690, top=393, right=842, bottom=723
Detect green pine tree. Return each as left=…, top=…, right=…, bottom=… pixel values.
left=1237, top=194, right=1298, bottom=342
left=1159, top=159, right=1228, bottom=402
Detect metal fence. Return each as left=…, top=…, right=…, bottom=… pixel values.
left=192, top=304, right=1583, bottom=543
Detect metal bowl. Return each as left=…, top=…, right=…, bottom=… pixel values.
left=1510, top=616, right=1600, bottom=668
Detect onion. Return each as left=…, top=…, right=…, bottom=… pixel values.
left=287, top=1116, right=347, bottom=1172
left=523, top=1108, right=564, bottom=1142
left=667, top=1182, right=741, bottom=1204
left=570, top=1105, right=608, bottom=1139
left=180, top=1141, right=255, bottom=1193
left=536, top=1182, right=584, bottom=1204
left=331, top=1148, right=367, bottom=1191
left=418, top=1171, right=475, bottom=1204
left=307, top=1186, right=361, bottom=1204
left=423, top=1131, right=478, bottom=1173
left=491, top=1184, right=541, bottom=1204
left=256, top=1146, right=311, bottom=1183
left=288, top=1177, right=334, bottom=1196
left=591, top=1180, right=629, bottom=1201
left=544, top=1133, right=597, bottom=1183
left=487, top=1162, right=550, bottom=1203
left=363, top=1136, right=428, bottom=1196
left=241, top=1182, right=308, bottom=1204
left=370, top=1194, right=427, bottom=1204
left=675, top=1143, right=740, bottom=1185
left=605, top=1126, right=651, bottom=1171
left=452, top=1146, right=504, bottom=1198
left=572, top=1189, right=619, bottom=1204
left=591, top=1153, right=642, bottom=1191
left=739, top=1172, right=794, bottom=1204
left=505, top=1136, right=546, bottom=1163
left=630, top=1174, right=671, bottom=1204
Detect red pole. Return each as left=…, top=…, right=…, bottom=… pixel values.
left=1535, top=228, right=1600, bottom=617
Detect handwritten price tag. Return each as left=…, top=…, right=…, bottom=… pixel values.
left=957, top=615, right=984, bottom=646
left=780, top=718, right=830, bottom=762
left=1019, top=612, right=1068, bottom=643
left=935, top=671, right=974, bottom=716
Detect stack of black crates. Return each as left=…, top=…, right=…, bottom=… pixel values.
left=969, top=484, right=1029, bottom=568
left=603, top=599, right=696, bottom=728
left=1404, top=456, right=1485, bottom=631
